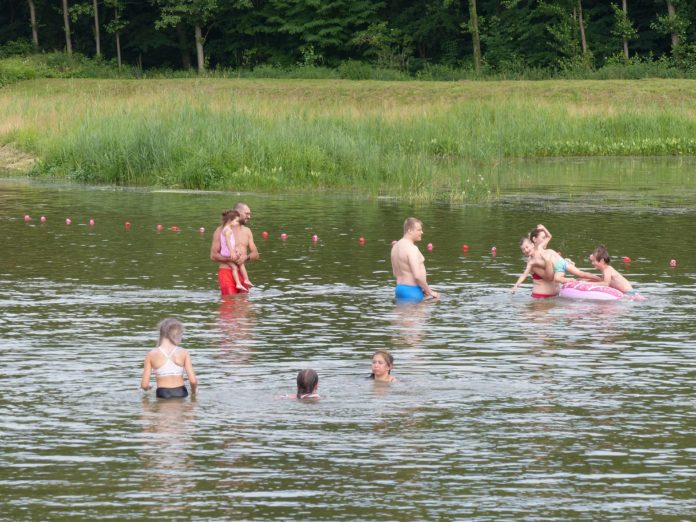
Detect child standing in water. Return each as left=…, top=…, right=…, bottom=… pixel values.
left=141, top=318, right=198, bottom=399
left=370, top=350, right=397, bottom=382
left=530, top=224, right=600, bottom=284
left=589, top=245, right=642, bottom=297
left=220, top=210, right=252, bottom=291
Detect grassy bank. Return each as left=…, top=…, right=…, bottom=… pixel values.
left=1, top=78, right=696, bottom=201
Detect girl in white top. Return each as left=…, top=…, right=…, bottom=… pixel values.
left=141, top=318, right=198, bottom=399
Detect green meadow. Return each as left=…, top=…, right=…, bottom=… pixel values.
left=1, top=78, right=696, bottom=201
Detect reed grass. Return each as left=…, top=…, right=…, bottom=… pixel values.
left=2, top=78, right=696, bottom=201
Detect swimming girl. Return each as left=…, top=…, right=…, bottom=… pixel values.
left=370, top=350, right=397, bottom=383
left=530, top=224, right=600, bottom=284
left=221, top=210, right=252, bottom=291
left=512, top=236, right=558, bottom=298
left=294, top=369, right=320, bottom=399
left=141, top=318, right=198, bottom=399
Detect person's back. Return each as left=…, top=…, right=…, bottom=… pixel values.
left=391, top=239, right=423, bottom=287
left=391, top=217, right=439, bottom=302
left=590, top=245, right=634, bottom=294
left=141, top=318, right=197, bottom=399
left=221, top=222, right=237, bottom=258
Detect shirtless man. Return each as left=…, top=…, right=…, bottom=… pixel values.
left=210, top=202, right=259, bottom=295
left=390, top=217, right=439, bottom=303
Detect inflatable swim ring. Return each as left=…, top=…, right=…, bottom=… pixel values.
left=559, top=281, right=624, bottom=301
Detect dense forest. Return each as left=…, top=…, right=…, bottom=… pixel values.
left=1, top=0, right=696, bottom=74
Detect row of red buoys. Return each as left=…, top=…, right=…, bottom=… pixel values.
left=23, top=215, right=205, bottom=233
left=20, top=216, right=679, bottom=266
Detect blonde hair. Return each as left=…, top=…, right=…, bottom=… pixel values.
left=157, top=318, right=184, bottom=346
left=403, top=217, right=422, bottom=234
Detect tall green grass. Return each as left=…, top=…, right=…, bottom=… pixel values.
left=2, top=78, right=696, bottom=201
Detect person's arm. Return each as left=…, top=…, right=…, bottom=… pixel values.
left=595, top=267, right=613, bottom=286
left=536, top=224, right=552, bottom=249
left=541, top=254, right=555, bottom=281
left=409, top=250, right=439, bottom=299
left=512, top=260, right=533, bottom=293
left=140, top=354, right=152, bottom=391
left=184, top=351, right=198, bottom=395
left=238, top=229, right=259, bottom=264
left=566, top=264, right=601, bottom=282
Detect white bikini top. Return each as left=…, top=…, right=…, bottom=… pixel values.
left=153, top=346, right=185, bottom=378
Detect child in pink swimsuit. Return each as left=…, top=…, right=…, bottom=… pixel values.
left=220, top=210, right=252, bottom=291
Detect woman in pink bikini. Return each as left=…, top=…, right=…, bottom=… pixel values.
left=141, top=318, right=198, bottom=399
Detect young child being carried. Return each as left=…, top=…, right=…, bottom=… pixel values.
left=589, top=245, right=643, bottom=298
left=530, top=224, right=600, bottom=284
left=221, top=210, right=252, bottom=291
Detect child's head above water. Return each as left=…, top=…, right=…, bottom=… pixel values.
left=529, top=227, right=547, bottom=246
left=157, top=318, right=183, bottom=346
left=371, top=350, right=394, bottom=379
left=296, top=369, right=319, bottom=397
left=221, top=209, right=241, bottom=226
left=519, top=237, right=534, bottom=257
left=590, top=245, right=611, bottom=267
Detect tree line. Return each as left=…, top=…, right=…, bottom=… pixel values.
left=2, top=1, right=695, bottom=73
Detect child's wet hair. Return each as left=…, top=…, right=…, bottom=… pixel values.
left=221, top=209, right=240, bottom=225
left=592, top=245, right=611, bottom=264
left=157, top=318, right=183, bottom=346
left=370, top=350, right=394, bottom=378
left=296, top=369, right=319, bottom=396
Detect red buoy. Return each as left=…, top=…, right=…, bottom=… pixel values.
left=261, top=231, right=269, bottom=239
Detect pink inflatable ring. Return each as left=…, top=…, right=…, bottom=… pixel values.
left=559, top=281, right=624, bottom=301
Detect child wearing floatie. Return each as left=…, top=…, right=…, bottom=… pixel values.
left=589, top=245, right=643, bottom=298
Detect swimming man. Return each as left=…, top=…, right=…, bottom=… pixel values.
left=391, top=217, right=439, bottom=303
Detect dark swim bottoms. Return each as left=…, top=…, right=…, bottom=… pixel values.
left=156, top=386, right=189, bottom=399
left=395, top=284, right=424, bottom=303
left=218, top=267, right=249, bottom=296
left=531, top=293, right=555, bottom=299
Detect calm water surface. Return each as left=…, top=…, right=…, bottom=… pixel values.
left=1, top=159, right=695, bottom=520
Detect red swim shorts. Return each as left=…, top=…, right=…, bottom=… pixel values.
left=218, top=267, right=249, bottom=295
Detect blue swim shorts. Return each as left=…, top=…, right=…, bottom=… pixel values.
left=395, top=284, right=424, bottom=303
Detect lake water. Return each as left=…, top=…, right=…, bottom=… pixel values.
left=1, top=159, right=695, bottom=520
